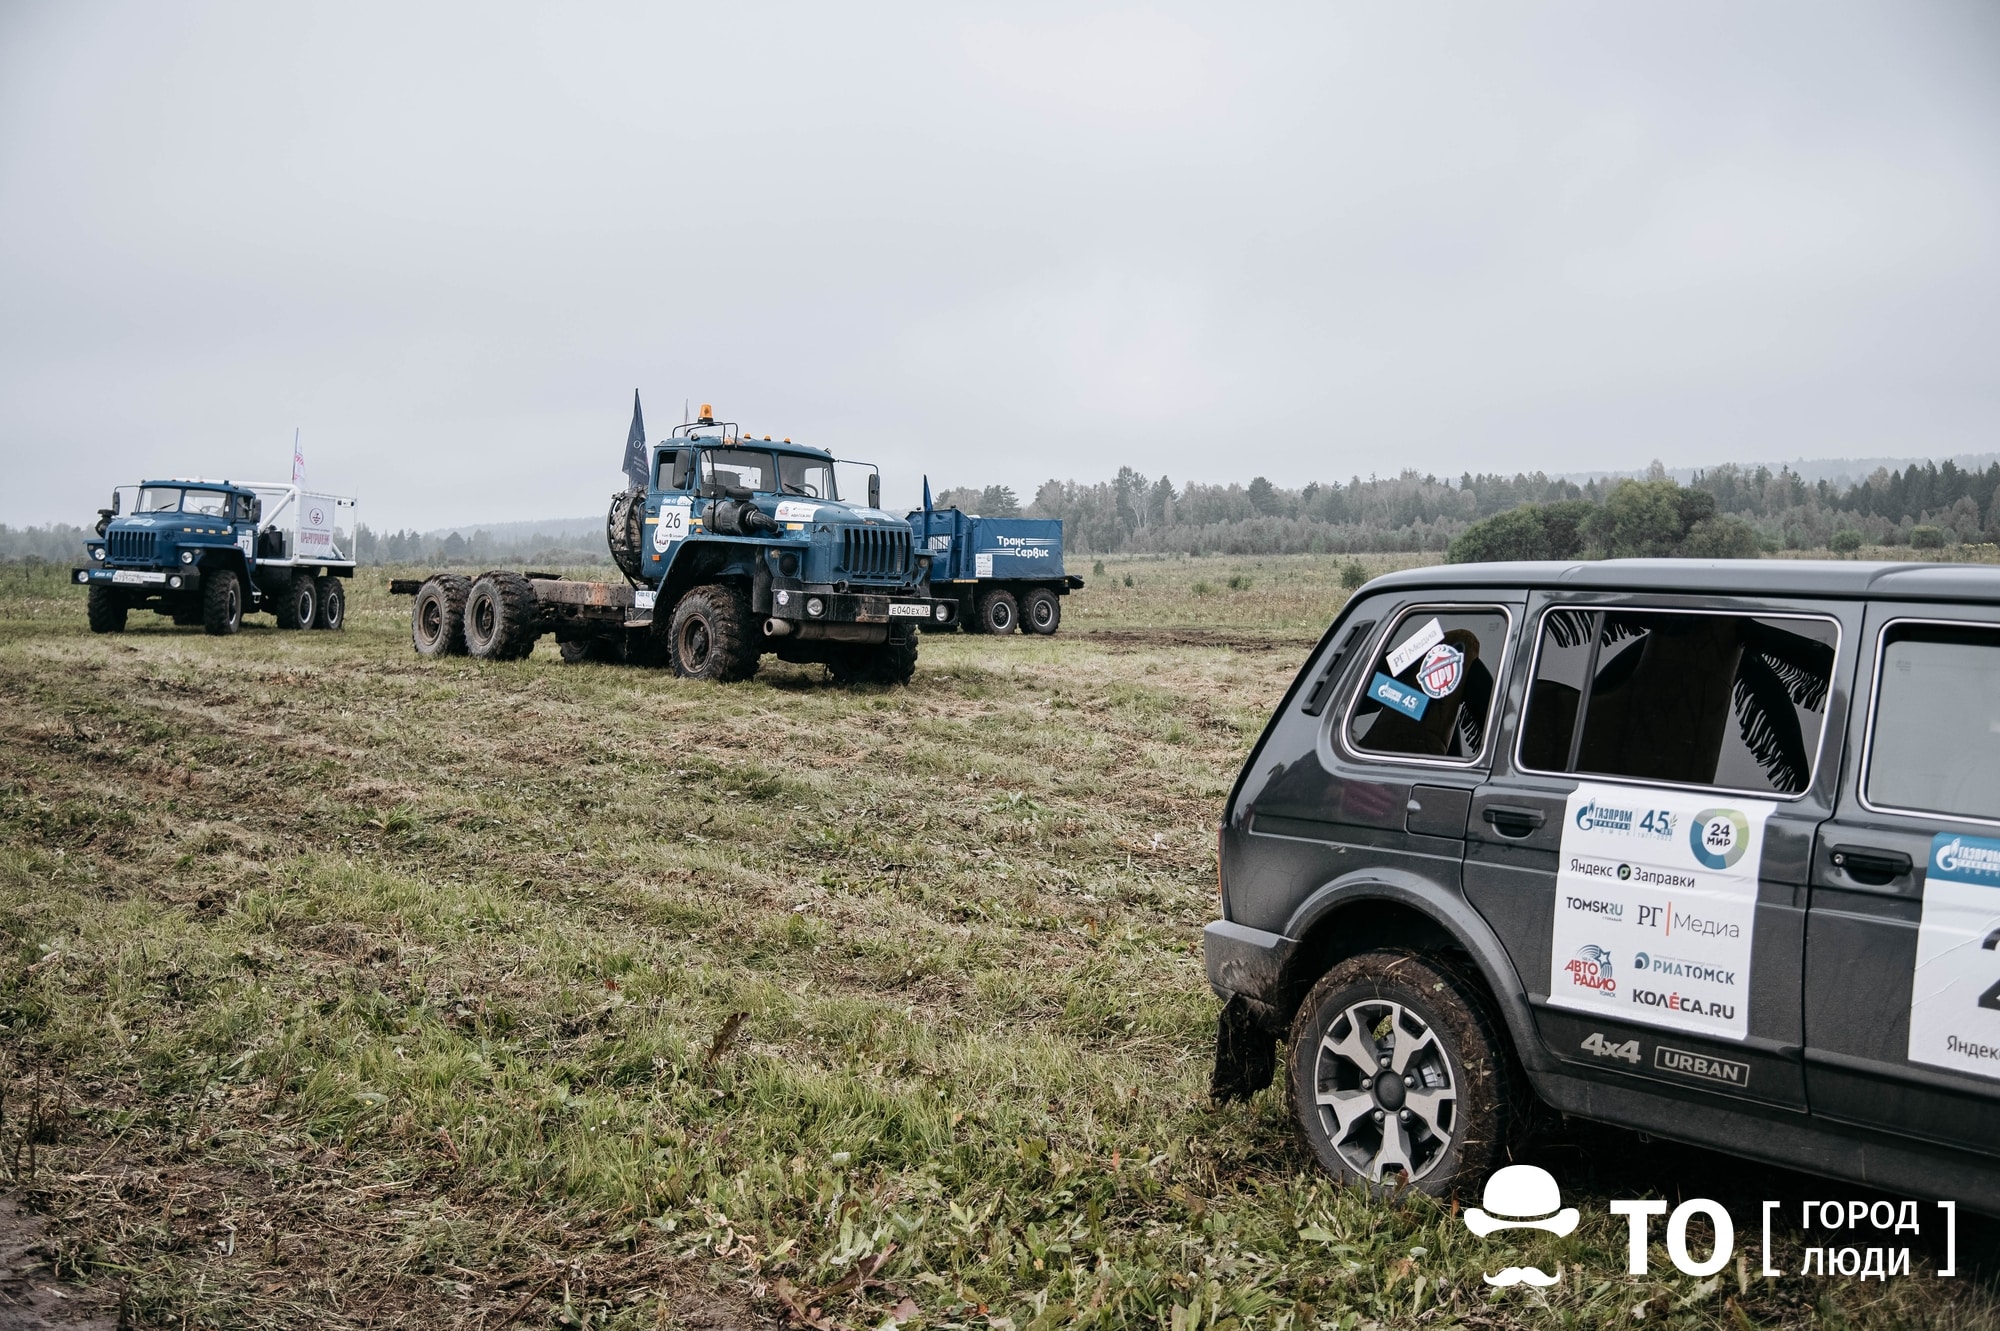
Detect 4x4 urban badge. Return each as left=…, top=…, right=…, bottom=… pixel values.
left=1206, top=560, right=2000, bottom=1210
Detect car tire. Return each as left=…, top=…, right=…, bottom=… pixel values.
left=412, top=575, right=470, bottom=657
left=277, top=575, right=315, bottom=630
left=86, top=586, right=127, bottom=634
left=976, top=588, right=1018, bottom=635
left=314, top=577, right=344, bottom=630
left=464, top=571, right=540, bottom=660
left=1023, top=587, right=1061, bottom=635
left=669, top=583, right=759, bottom=682
left=202, top=568, right=243, bottom=636
left=1286, top=949, right=1518, bottom=1199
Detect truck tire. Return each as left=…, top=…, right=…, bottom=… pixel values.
left=827, top=634, right=918, bottom=686
left=202, top=568, right=244, bottom=636
left=606, top=488, right=648, bottom=582
left=86, top=586, right=127, bottom=634
left=668, top=583, right=758, bottom=683
left=412, top=576, right=470, bottom=657
left=314, top=577, right=345, bottom=630
left=976, top=588, right=1019, bottom=635
left=560, top=635, right=626, bottom=665
left=277, top=575, right=315, bottom=630
left=1286, top=949, right=1520, bottom=1199
left=1023, top=586, right=1061, bottom=635
left=464, top=571, right=540, bottom=660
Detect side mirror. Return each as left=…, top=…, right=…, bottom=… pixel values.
left=110, top=491, right=121, bottom=515
left=868, top=474, right=881, bottom=509
left=251, top=499, right=263, bottom=524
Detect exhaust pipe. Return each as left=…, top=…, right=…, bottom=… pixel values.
left=764, top=618, right=793, bottom=637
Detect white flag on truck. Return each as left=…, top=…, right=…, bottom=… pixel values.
left=291, top=429, right=305, bottom=488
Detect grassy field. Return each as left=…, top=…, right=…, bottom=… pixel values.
left=1, top=552, right=1995, bottom=1330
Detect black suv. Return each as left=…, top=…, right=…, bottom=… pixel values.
left=1207, top=559, right=2000, bottom=1210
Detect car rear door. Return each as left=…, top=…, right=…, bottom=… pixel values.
left=1803, top=601, right=2000, bottom=1154
left=1468, top=592, right=1851, bottom=1114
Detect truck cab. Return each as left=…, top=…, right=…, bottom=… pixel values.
left=74, top=478, right=357, bottom=635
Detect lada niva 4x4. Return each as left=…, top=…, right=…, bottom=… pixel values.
left=1207, top=559, right=2000, bottom=1211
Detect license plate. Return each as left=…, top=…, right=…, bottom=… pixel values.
left=112, top=570, right=165, bottom=585
left=634, top=589, right=656, bottom=611
left=889, top=602, right=929, bottom=618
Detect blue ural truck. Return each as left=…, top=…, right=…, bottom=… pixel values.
left=393, top=409, right=956, bottom=684
left=73, top=479, right=358, bottom=634
left=907, top=508, right=1083, bottom=635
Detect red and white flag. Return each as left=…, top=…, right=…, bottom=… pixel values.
left=291, top=429, right=306, bottom=487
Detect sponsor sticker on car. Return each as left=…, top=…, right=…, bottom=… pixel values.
left=1548, top=782, right=1772, bottom=1040
left=1908, top=831, right=2000, bottom=1080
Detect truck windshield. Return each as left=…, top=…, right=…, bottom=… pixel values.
left=136, top=487, right=183, bottom=513
left=778, top=454, right=837, bottom=500
left=701, top=449, right=775, bottom=493
left=182, top=490, right=230, bottom=517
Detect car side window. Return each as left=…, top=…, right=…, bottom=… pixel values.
left=656, top=449, right=687, bottom=491
left=1345, top=606, right=1509, bottom=762
left=1518, top=607, right=1837, bottom=795
left=1865, top=622, right=2000, bottom=822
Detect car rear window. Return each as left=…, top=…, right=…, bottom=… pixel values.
left=1345, top=606, right=1509, bottom=762
left=1518, top=607, right=1837, bottom=796
left=1866, top=622, right=2000, bottom=822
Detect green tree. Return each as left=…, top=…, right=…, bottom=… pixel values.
left=1246, top=476, right=1280, bottom=516
left=1447, top=500, right=1593, bottom=563
left=1829, top=530, right=1864, bottom=554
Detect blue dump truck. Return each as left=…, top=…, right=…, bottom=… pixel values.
left=73, top=478, right=358, bottom=635
left=393, top=408, right=956, bottom=684
left=907, top=507, right=1083, bottom=634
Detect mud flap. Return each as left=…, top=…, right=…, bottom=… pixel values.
left=1209, top=993, right=1278, bottom=1104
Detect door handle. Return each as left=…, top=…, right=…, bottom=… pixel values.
left=1482, top=804, right=1545, bottom=837
left=1828, top=845, right=1913, bottom=885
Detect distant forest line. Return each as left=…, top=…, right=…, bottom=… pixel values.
left=6, top=456, right=1999, bottom=564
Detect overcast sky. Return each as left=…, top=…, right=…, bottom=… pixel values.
left=3, top=2, right=1997, bottom=530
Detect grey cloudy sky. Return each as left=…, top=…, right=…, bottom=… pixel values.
left=3, top=2, right=1997, bottom=531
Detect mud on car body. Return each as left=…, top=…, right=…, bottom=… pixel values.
left=1207, top=559, right=2000, bottom=1211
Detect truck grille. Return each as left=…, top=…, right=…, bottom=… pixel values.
left=840, top=527, right=910, bottom=581
left=107, top=531, right=158, bottom=564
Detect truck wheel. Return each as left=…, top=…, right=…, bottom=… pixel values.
left=669, top=583, right=758, bottom=682
left=1286, top=949, right=1518, bottom=1199
left=86, top=586, right=127, bottom=634
left=202, top=569, right=244, bottom=636
left=314, top=577, right=345, bottom=630
left=464, top=571, right=540, bottom=660
left=1023, top=587, right=1061, bottom=635
left=560, top=636, right=626, bottom=665
left=412, top=576, right=470, bottom=657
left=277, top=575, right=315, bottom=630
left=826, top=634, right=919, bottom=686
left=976, top=588, right=1019, bottom=635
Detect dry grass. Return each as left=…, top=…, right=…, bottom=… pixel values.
left=0, top=554, right=1993, bottom=1329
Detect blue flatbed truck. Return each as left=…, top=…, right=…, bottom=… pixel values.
left=907, top=508, right=1083, bottom=635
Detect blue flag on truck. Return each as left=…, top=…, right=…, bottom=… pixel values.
left=621, top=390, right=648, bottom=490
left=922, top=475, right=933, bottom=547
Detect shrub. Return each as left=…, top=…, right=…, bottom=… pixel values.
left=1829, top=530, right=1864, bottom=554
left=1677, top=516, right=1765, bottom=560
left=1192, top=580, right=1214, bottom=595
left=1910, top=525, right=1945, bottom=550
left=1448, top=500, right=1594, bottom=563
left=1092, top=560, right=1105, bottom=576
left=1339, top=560, right=1367, bottom=589
left=1122, top=574, right=1133, bottom=587
left=1226, top=574, right=1250, bottom=591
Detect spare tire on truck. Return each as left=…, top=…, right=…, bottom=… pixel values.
left=411, top=575, right=470, bottom=657
left=606, top=488, right=648, bottom=582
left=464, top=571, right=540, bottom=660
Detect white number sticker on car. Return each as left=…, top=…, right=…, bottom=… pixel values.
left=652, top=501, right=691, bottom=552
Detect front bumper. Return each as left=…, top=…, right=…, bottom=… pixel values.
left=72, top=567, right=197, bottom=592
left=769, top=587, right=956, bottom=628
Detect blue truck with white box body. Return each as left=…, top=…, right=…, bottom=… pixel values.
left=907, top=507, right=1083, bottom=635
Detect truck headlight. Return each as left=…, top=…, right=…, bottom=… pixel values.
left=168, top=576, right=182, bottom=588
left=806, top=597, right=824, bottom=617
left=934, top=603, right=948, bottom=621
left=75, top=570, right=89, bottom=584
left=89, top=546, right=105, bottom=561
left=180, top=550, right=195, bottom=564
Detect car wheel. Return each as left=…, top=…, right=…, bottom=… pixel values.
left=1287, top=949, right=1517, bottom=1198
left=668, top=583, right=758, bottom=682
left=86, top=586, right=127, bottom=634
left=277, top=575, right=315, bottom=630
left=202, top=569, right=243, bottom=636
left=412, top=575, right=470, bottom=656
left=314, top=577, right=345, bottom=630
left=976, top=588, right=1018, bottom=635
left=1023, top=587, right=1061, bottom=635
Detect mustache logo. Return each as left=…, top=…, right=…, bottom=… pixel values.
left=1484, top=1265, right=1562, bottom=1288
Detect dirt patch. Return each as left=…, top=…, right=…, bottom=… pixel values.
left=1083, top=627, right=1310, bottom=652
left=0, top=1197, right=116, bottom=1331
